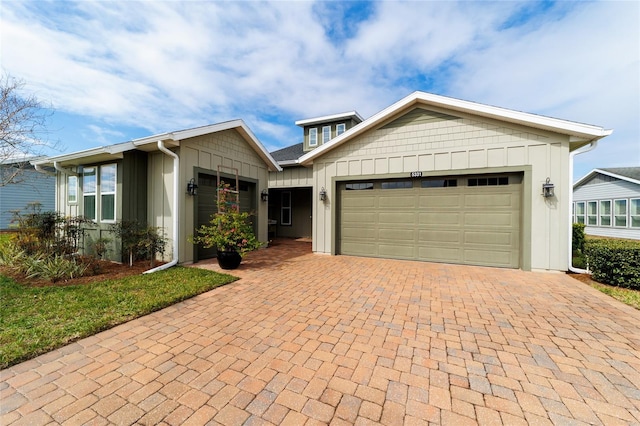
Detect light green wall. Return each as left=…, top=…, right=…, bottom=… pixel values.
left=311, top=107, right=571, bottom=271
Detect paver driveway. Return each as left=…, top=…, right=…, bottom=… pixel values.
left=2, top=239, right=640, bottom=425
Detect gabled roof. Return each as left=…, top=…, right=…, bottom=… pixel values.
left=299, top=91, right=613, bottom=166
left=270, top=143, right=304, bottom=165
left=573, top=167, right=640, bottom=188
left=32, top=119, right=282, bottom=172
left=295, top=111, right=363, bottom=127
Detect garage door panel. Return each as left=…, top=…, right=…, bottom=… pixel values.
left=339, top=174, right=521, bottom=268
left=378, top=244, right=415, bottom=258
left=419, top=194, right=461, bottom=208
left=379, top=212, right=415, bottom=224
left=418, top=246, right=461, bottom=262
left=342, top=196, right=376, bottom=208
left=464, top=231, right=513, bottom=245
left=464, top=212, right=517, bottom=227
left=418, top=213, right=461, bottom=225
left=419, top=229, right=461, bottom=244
left=379, top=228, right=415, bottom=241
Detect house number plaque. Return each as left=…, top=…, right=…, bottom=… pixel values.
left=410, top=171, right=422, bottom=178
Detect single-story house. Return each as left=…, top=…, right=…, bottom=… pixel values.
left=573, top=167, right=640, bottom=240
left=0, top=160, right=55, bottom=230
left=32, top=120, right=281, bottom=267
left=268, top=91, right=611, bottom=272
left=33, top=91, right=611, bottom=272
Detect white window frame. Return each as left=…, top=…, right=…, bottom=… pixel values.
left=100, top=164, right=117, bottom=223
left=599, top=200, right=611, bottom=227
left=67, top=175, right=78, bottom=204
left=630, top=198, right=640, bottom=228
left=309, top=128, right=318, bottom=147
left=281, top=191, right=292, bottom=226
left=83, top=167, right=97, bottom=221
left=336, top=123, right=346, bottom=136
left=322, top=126, right=331, bottom=144
left=586, top=201, right=598, bottom=226
left=614, top=199, right=628, bottom=228
left=574, top=201, right=585, bottom=224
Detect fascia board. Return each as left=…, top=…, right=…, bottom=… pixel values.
left=574, top=168, right=640, bottom=188
left=300, top=91, right=612, bottom=165
left=295, top=111, right=364, bottom=127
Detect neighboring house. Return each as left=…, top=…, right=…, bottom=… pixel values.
left=0, top=161, right=55, bottom=230
left=269, top=91, right=611, bottom=272
left=573, top=167, right=640, bottom=240
left=31, top=120, right=281, bottom=264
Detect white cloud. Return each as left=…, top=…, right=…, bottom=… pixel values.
left=1, top=0, right=637, bottom=180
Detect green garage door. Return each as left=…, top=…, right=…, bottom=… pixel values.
left=338, top=174, right=522, bottom=268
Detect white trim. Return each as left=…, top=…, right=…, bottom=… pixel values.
left=295, top=111, right=364, bottom=127
left=574, top=168, right=640, bottom=188
left=631, top=198, right=640, bottom=229
left=309, top=128, right=318, bottom=147
left=99, top=163, right=117, bottom=223
left=336, top=123, right=346, bottom=136
left=322, top=126, right=331, bottom=144
left=300, top=91, right=612, bottom=165
left=599, top=199, right=612, bottom=227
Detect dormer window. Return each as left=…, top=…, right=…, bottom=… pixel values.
left=336, top=123, right=346, bottom=136
left=322, top=126, right=331, bottom=144
left=309, top=128, right=318, bottom=146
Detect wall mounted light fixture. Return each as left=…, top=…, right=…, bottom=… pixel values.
left=319, top=187, right=327, bottom=201
left=542, top=177, right=555, bottom=198
left=261, top=189, right=269, bottom=202
left=187, top=178, right=198, bottom=196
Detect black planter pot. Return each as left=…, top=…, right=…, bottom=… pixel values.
left=216, top=250, right=242, bottom=270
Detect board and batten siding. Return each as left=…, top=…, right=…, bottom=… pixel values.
left=574, top=178, right=640, bottom=240
left=311, top=107, right=571, bottom=271
left=268, top=166, right=313, bottom=188
left=146, top=129, right=271, bottom=264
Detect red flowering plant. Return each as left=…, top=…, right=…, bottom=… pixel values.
left=190, top=183, right=262, bottom=257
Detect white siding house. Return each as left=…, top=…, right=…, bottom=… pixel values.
left=573, top=167, right=640, bottom=240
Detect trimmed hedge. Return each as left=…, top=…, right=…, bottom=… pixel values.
left=584, top=238, right=640, bottom=289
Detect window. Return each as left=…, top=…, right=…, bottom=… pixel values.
left=421, top=179, right=457, bottom=188
left=309, top=128, right=318, bottom=146
left=322, top=126, right=331, bottom=144
left=614, top=199, right=627, bottom=227
left=67, top=175, right=78, bottom=204
left=281, top=191, right=291, bottom=226
left=599, top=200, right=611, bottom=226
left=468, top=176, right=509, bottom=186
left=100, top=164, right=116, bottom=222
left=587, top=201, right=597, bottom=226
left=631, top=199, right=640, bottom=228
left=574, top=201, right=585, bottom=224
left=345, top=182, right=373, bottom=190
left=83, top=167, right=96, bottom=221
left=336, top=123, right=346, bottom=136
left=381, top=181, right=412, bottom=189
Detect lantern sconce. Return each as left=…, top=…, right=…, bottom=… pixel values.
left=319, top=187, right=327, bottom=201
left=261, top=189, right=269, bottom=202
left=542, top=177, right=555, bottom=198
left=187, top=178, right=198, bottom=196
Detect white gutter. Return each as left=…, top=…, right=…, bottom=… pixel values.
left=144, top=140, right=179, bottom=274
left=33, top=163, right=55, bottom=176
left=54, top=161, right=78, bottom=176
left=568, top=141, right=598, bottom=274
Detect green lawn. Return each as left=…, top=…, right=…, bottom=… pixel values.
left=0, top=266, right=237, bottom=369
left=584, top=279, right=640, bottom=310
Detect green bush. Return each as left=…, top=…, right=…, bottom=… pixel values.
left=572, top=223, right=586, bottom=254
left=585, top=239, right=640, bottom=289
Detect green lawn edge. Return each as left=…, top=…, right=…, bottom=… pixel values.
left=0, top=266, right=237, bottom=369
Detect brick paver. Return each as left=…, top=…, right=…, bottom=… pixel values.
left=2, top=238, right=640, bottom=424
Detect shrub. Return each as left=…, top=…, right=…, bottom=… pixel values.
left=585, top=239, right=640, bottom=289
left=22, top=255, right=90, bottom=283
left=572, top=223, right=586, bottom=254
left=110, top=221, right=167, bottom=266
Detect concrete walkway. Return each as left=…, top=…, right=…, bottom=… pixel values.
left=1, top=239, right=639, bottom=425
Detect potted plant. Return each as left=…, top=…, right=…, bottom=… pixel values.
left=190, top=183, right=262, bottom=269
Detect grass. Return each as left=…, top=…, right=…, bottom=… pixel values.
left=0, top=266, right=237, bottom=369
left=583, top=278, right=640, bottom=310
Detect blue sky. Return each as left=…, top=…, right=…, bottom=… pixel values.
left=2, top=1, right=638, bottom=180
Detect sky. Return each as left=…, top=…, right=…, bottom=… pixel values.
left=1, top=0, right=638, bottom=181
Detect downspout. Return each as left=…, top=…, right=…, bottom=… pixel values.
left=144, top=140, right=179, bottom=274
left=568, top=140, right=598, bottom=273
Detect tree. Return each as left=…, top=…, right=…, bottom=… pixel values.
left=0, top=74, right=56, bottom=186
